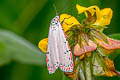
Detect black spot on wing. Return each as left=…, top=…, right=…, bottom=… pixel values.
left=48, top=64, right=50, bottom=66
left=64, top=41, right=66, bottom=43
left=64, top=52, right=66, bottom=54
left=69, top=58, right=70, bottom=60
left=66, top=50, right=69, bottom=52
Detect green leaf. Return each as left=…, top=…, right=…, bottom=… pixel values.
left=92, top=52, right=106, bottom=76
left=108, top=50, right=120, bottom=60
left=91, top=29, right=109, bottom=44
left=0, top=41, right=10, bottom=65
left=62, top=73, right=70, bottom=80
left=0, top=29, right=45, bottom=66
left=109, top=33, right=120, bottom=40
left=84, top=59, right=92, bottom=80
left=89, top=0, right=102, bottom=6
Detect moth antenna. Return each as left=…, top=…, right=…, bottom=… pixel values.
left=53, top=4, right=58, bottom=16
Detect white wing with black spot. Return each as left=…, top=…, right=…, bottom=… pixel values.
left=46, top=16, right=73, bottom=74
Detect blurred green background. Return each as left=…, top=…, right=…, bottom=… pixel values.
left=0, top=0, right=120, bottom=80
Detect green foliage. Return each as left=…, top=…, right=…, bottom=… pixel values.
left=0, top=29, right=45, bottom=66
left=109, top=34, right=120, bottom=40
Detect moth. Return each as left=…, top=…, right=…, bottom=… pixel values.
left=46, top=15, right=74, bottom=74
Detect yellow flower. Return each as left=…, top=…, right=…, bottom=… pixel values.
left=76, top=4, right=113, bottom=26
left=76, top=4, right=100, bottom=18
left=38, top=4, right=113, bottom=53
left=60, top=14, right=80, bottom=32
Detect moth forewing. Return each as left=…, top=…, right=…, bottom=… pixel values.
left=46, top=16, right=74, bottom=74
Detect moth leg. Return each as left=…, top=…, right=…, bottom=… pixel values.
left=63, top=22, right=73, bottom=25
left=61, top=16, right=72, bottom=25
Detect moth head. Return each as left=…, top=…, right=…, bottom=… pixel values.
left=51, top=16, right=60, bottom=25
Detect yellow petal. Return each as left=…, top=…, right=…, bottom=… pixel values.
left=38, top=38, right=48, bottom=53
left=76, top=4, right=113, bottom=26
left=94, top=8, right=113, bottom=26
left=76, top=4, right=87, bottom=14
left=101, top=8, right=113, bottom=20
left=60, top=14, right=80, bottom=32
left=76, top=4, right=100, bottom=18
